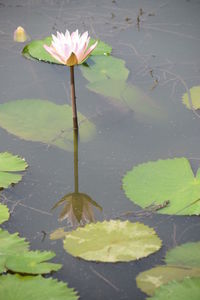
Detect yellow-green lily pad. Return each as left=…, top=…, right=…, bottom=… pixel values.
left=63, top=220, right=162, bottom=262
left=0, top=203, right=9, bottom=225
left=182, top=86, right=200, bottom=110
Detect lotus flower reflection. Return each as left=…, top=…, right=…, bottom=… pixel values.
left=44, top=30, right=98, bottom=66
left=52, top=192, right=102, bottom=227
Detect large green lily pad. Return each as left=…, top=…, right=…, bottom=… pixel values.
left=0, top=100, right=96, bottom=151
left=147, top=277, right=200, bottom=300
left=81, top=56, right=129, bottom=83
left=0, top=229, right=61, bottom=274
left=122, top=157, right=200, bottom=215
left=0, top=152, right=28, bottom=189
left=63, top=220, right=162, bottom=262
left=0, top=203, right=9, bottom=224
left=22, top=36, right=111, bottom=64
left=136, top=242, right=200, bottom=296
left=0, top=274, right=78, bottom=300
left=182, top=86, right=200, bottom=110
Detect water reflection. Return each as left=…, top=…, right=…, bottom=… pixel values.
left=52, top=130, right=102, bottom=227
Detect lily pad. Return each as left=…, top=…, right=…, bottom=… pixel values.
left=164, top=242, right=200, bottom=267
left=136, top=265, right=200, bottom=296
left=182, top=86, right=200, bottom=110
left=0, top=152, right=28, bottom=189
left=63, top=220, right=162, bottom=262
left=81, top=56, right=129, bottom=83
left=22, top=36, right=111, bottom=63
left=0, top=274, right=78, bottom=300
left=50, top=228, right=68, bottom=240
left=122, top=157, right=200, bottom=215
left=0, top=203, right=9, bottom=224
left=0, top=229, right=29, bottom=273
left=88, top=38, right=112, bottom=56
left=23, top=36, right=61, bottom=64
left=0, top=100, right=96, bottom=152
left=5, top=251, right=61, bottom=274
left=136, top=242, right=200, bottom=296
left=87, top=80, right=165, bottom=121
left=0, top=229, right=61, bottom=274
left=147, top=277, right=200, bottom=300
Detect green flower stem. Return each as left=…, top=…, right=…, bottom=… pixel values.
left=70, top=66, right=78, bottom=130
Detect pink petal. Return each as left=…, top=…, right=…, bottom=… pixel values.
left=43, top=44, right=65, bottom=64
left=80, top=40, right=98, bottom=63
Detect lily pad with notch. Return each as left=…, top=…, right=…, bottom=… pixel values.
left=122, top=157, right=200, bottom=215
left=22, top=36, right=112, bottom=63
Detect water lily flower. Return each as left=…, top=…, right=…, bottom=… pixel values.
left=43, top=29, right=98, bottom=66
left=44, top=29, right=98, bottom=130
left=13, top=26, right=29, bottom=42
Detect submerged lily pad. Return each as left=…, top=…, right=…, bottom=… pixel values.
left=148, top=277, right=200, bottom=300
left=63, top=220, right=161, bottom=262
left=81, top=56, right=129, bottom=83
left=136, top=242, right=200, bottom=296
left=22, top=36, right=111, bottom=63
left=0, top=229, right=61, bottom=274
left=0, top=152, right=28, bottom=189
left=87, top=79, right=165, bottom=121
left=0, top=204, right=9, bottom=225
left=0, top=274, right=78, bottom=300
left=182, top=86, right=200, bottom=110
left=0, top=100, right=96, bottom=151
left=122, top=157, right=200, bottom=215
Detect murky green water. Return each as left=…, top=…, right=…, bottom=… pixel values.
left=0, top=0, right=200, bottom=299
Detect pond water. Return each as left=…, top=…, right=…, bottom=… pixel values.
left=0, top=0, right=200, bottom=299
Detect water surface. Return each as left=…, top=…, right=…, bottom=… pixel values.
left=0, top=0, right=200, bottom=299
